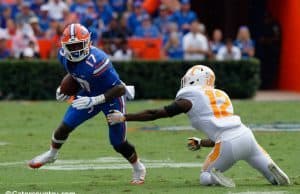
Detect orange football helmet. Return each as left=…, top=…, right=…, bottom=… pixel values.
left=61, top=23, right=91, bottom=62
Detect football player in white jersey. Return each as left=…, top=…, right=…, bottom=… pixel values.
left=106, top=65, right=290, bottom=187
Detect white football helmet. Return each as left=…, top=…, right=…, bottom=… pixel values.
left=181, top=65, right=215, bottom=88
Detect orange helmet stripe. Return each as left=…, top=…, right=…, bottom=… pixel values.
left=75, top=24, right=90, bottom=40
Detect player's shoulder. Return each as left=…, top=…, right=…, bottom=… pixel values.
left=176, top=86, right=203, bottom=99
left=214, top=88, right=231, bottom=99
left=89, top=46, right=109, bottom=61
left=88, top=46, right=113, bottom=76
left=57, top=48, right=67, bottom=66
left=58, top=48, right=65, bottom=61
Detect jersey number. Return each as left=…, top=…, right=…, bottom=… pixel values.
left=205, top=90, right=232, bottom=118
left=85, top=54, right=96, bottom=67
left=75, top=77, right=91, bottom=93
left=73, top=54, right=97, bottom=92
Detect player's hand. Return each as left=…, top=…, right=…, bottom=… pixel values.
left=187, top=137, right=201, bottom=151
left=107, top=110, right=125, bottom=125
left=56, top=86, right=69, bottom=101
left=72, top=94, right=105, bottom=110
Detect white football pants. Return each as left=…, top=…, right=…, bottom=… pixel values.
left=200, top=125, right=279, bottom=185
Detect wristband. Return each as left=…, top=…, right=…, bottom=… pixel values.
left=94, top=94, right=105, bottom=105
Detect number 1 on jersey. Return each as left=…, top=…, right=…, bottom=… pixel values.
left=75, top=77, right=91, bottom=93
left=205, top=90, right=232, bottom=118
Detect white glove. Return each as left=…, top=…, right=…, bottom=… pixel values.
left=187, top=137, right=202, bottom=151
left=56, top=86, right=69, bottom=101
left=121, top=82, right=135, bottom=100
left=72, top=94, right=105, bottom=110
left=125, top=85, right=135, bottom=100
left=107, top=110, right=125, bottom=125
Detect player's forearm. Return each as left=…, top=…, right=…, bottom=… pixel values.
left=104, top=84, right=126, bottom=102
left=125, top=109, right=168, bottom=121
left=107, top=101, right=189, bottom=124
left=200, top=139, right=215, bottom=147
left=125, top=100, right=189, bottom=121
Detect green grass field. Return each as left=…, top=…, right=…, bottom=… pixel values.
left=0, top=100, right=300, bottom=194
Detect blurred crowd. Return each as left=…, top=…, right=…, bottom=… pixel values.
left=0, top=0, right=256, bottom=61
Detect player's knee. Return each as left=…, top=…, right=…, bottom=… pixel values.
left=113, top=141, right=137, bottom=163
left=200, top=171, right=213, bottom=186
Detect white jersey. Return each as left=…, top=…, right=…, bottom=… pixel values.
left=176, top=86, right=246, bottom=141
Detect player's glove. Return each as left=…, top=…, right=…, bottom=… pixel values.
left=187, top=137, right=202, bottom=151
left=107, top=110, right=126, bottom=125
left=121, top=82, right=135, bottom=100
left=72, top=94, right=105, bottom=110
left=56, top=87, right=69, bottom=101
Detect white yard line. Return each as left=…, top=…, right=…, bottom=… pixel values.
left=43, top=157, right=202, bottom=170
left=42, top=162, right=201, bottom=171
left=0, top=161, right=25, bottom=166
left=0, top=141, right=9, bottom=146
left=141, top=124, right=300, bottom=131
left=0, top=157, right=202, bottom=171
left=229, top=191, right=288, bottom=194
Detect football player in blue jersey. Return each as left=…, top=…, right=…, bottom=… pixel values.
left=28, top=23, right=146, bottom=184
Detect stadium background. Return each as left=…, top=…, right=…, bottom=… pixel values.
left=0, top=0, right=300, bottom=99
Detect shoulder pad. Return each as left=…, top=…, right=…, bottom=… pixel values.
left=176, top=86, right=199, bottom=99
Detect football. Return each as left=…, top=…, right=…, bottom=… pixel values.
left=60, top=74, right=80, bottom=96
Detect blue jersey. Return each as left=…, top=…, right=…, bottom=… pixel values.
left=59, top=46, right=126, bottom=145
left=234, top=39, right=255, bottom=58
left=58, top=46, right=121, bottom=96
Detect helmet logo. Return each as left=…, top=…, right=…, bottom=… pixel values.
left=181, top=65, right=215, bottom=88
left=81, top=28, right=88, bottom=35
left=61, top=23, right=91, bottom=62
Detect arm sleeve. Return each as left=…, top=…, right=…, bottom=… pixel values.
left=99, top=68, right=122, bottom=89
left=92, top=53, right=122, bottom=89
left=164, top=101, right=186, bottom=117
